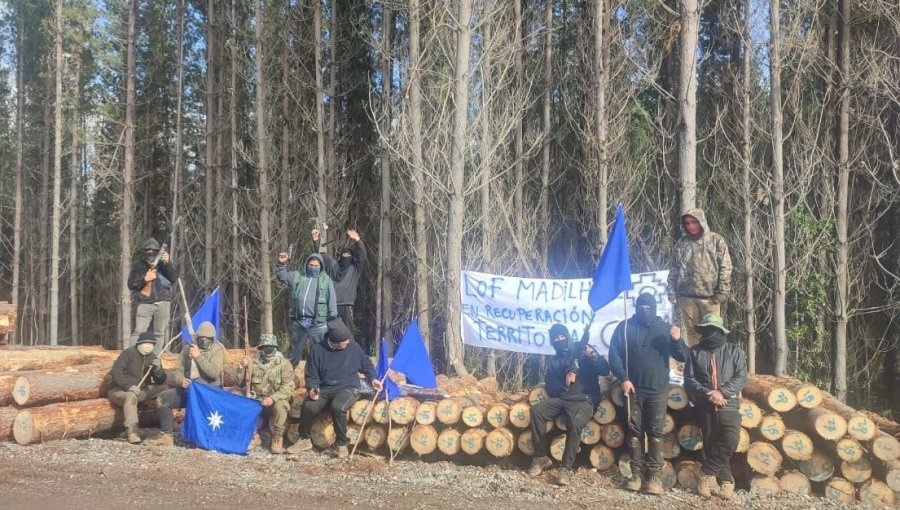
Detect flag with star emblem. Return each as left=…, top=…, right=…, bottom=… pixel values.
left=181, top=382, right=262, bottom=455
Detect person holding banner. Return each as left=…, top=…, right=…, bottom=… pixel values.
left=527, top=324, right=610, bottom=486
left=149, top=321, right=225, bottom=447
left=609, top=292, right=687, bottom=495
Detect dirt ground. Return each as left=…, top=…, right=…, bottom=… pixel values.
left=0, top=433, right=886, bottom=510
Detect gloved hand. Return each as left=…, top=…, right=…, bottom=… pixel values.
left=150, top=358, right=162, bottom=370
left=128, top=385, right=142, bottom=397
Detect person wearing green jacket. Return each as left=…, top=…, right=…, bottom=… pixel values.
left=276, top=251, right=337, bottom=366
left=238, top=334, right=295, bottom=454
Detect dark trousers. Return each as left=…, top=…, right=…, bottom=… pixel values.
left=299, top=388, right=358, bottom=446
left=530, top=397, right=594, bottom=470
left=338, top=305, right=367, bottom=353
left=157, top=387, right=188, bottom=434
left=699, top=407, right=741, bottom=482
left=627, top=390, right=667, bottom=477
left=289, top=320, right=326, bottom=366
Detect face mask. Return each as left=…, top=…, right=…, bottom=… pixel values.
left=306, top=266, right=322, bottom=277
left=260, top=346, right=277, bottom=361
left=137, top=343, right=154, bottom=356
left=196, top=337, right=213, bottom=350
left=145, top=251, right=158, bottom=263
left=339, top=256, right=352, bottom=268
left=552, top=340, right=570, bottom=356
left=636, top=306, right=655, bottom=325
left=699, top=328, right=727, bottom=350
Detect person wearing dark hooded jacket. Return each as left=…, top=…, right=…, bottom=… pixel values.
left=108, top=331, right=168, bottom=444
left=666, top=208, right=733, bottom=346
left=276, top=250, right=338, bottom=366
left=126, top=238, right=178, bottom=350
left=312, top=227, right=368, bottom=352
left=683, top=313, right=747, bottom=500
left=608, top=292, right=687, bottom=495
left=527, top=324, right=610, bottom=486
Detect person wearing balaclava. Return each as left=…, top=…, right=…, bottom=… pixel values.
left=310, top=227, right=368, bottom=353
left=149, top=321, right=225, bottom=447
left=108, top=331, right=168, bottom=444
left=527, top=323, right=610, bottom=486
left=684, top=313, right=747, bottom=500
left=126, top=237, right=179, bottom=350
left=288, top=318, right=381, bottom=459
left=238, top=334, right=295, bottom=454
left=666, top=208, right=733, bottom=346
left=276, top=251, right=338, bottom=367
left=608, top=292, right=687, bottom=495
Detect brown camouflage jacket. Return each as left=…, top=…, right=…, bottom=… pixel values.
left=666, top=208, right=733, bottom=300
left=238, top=353, right=295, bottom=402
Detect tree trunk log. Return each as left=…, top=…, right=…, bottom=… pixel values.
left=461, top=405, right=486, bottom=428
left=486, top=403, right=510, bottom=429
left=775, top=376, right=823, bottom=408
left=759, top=413, right=786, bottom=441
left=798, top=449, right=835, bottom=482
left=744, top=375, right=797, bottom=412
left=663, top=431, right=681, bottom=459
left=736, top=427, right=750, bottom=453
left=677, top=422, right=703, bottom=451
left=485, top=427, right=516, bottom=458
left=549, top=432, right=573, bottom=461
left=747, top=441, right=783, bottom=475
left=389, top=397, right=419, bottom=425
left=310, top=413, right=335, bottom=448
left=580, top=419, right=601, bottom=445
left=870, top=431, right=900, bottom=461
left=592, top=399, right=616, bottom=424
left=600, top=422, right=625, bottom=448
left=857, top=479, right=894, bottom=507
left=516, top=430, right=535, bottom=457
left=13, top=398, right=156, bottom=445
left=409, top=424, right=438, bottom=455
left=365, top=424, right=387, bottom=449
left=437, top=428, right=461, bottom=456
left=675, top=459, right=703, bottom=491
left=415, top=401, right=437, bottom=425
left=461, top=428, right=487, bottom=455
left=840, top=457, right=872, bottom=483
left=349, top=399, right=373, bottom=425
left=778, top=470, right=812, bottom=495
left=874, top=458, right=900, bottom=492
left=528, top=386, right=548, bottom=405
left=824, top=476, right=856, bottom=503
left=662, top=412, right=676, bottom=435
left=740, top=399, right=763, bottom=428
left=0, top=406, right=17, bottom=440
left=589, top=443, right=615, bottom=471
left=749, top=474, right=781, bottom=496
left=372, top=400, right=390, bottom=424
left=667, top=385, right=688, bottom=410
left=0, top=346, right=118, bottom=371
left=803, top=407, right=847, bottom=441
left=387, top=426, right=409, bottom=454
left=509, top=402, right=530, bottom=429
left=781, top=429, right=814, bottom=461
left=436, top=398, right=462, bottom=425
left=12, top=364, right=113, bottom=407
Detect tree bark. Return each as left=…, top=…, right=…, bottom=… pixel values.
left=119, top=0, right=138, bottom=349
left=379, top=4, right=393, bottom=342
left=68, top=45, right=83, bottom=346
left=480, top=1, right=494, bottom=376
left=833, top=0, right=850, bottom=402
left=49, top=0, right=64, bottom=346
left=13, top=398, right=158, bottom=445
left=280, top=4, right=292, bottom=249
left=677, top=0, right=699, bottom=212
left=314, top=0, right=328, bottom=238
left=13, top=364, right=113, bottom=407
left=594, top=0, right=608, bottom=247
left=446, top=0, right=473, bottom=376
left=770, top=0, right=788, bottom=375
left=172, top=0, right=185, bottom=260
left=256, top=0, right=274, bottom=334
left=11, top=7, right=24, bottom=345
left=204, top=0, right=216, bottom=289
left=230, top=0, right=241, bottom=344
left=540, top=0, right=553, bottom=273
left=742, top=0, right=757, bottom=373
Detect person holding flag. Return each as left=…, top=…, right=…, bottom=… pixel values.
left=237, top=334, right=295, bottom=454
left=288, top=319, right=382, bottom=458
left=527, top=324, right=610, bottom=485
left=149, top=321, right=225, bottom=447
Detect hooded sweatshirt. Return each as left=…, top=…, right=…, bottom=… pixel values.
left=127, top=238, right=178, bottom=303
left=320, top=241, right=367, bottom=306
left=666, top=208, right=733, bottom=300
left=305, top=340, right=376, bottom=393
left=544, top=325, right=611, bottom=404
left=276, top=254, right=338, bottom=325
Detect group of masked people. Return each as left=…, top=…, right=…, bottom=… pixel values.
left=527, top=293, right=747, bottom=499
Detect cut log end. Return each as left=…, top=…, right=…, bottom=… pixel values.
left=676, top=422, right=703, bottom=452
left=600, top=423, right=625, bottom=449
left=749, top=474, right=781, bottom=497
left=437, top=428, right=461, bottom=456
left=667, top=385, right=688, bottom=410
left=747, top=441, right=783, bottom=476
left=846, top=414, right=876, bottom=441
left=517, top=430, right=535, bottom=457
left=509, top=402, right=531, bottom=429
left=824, top=477, right=856, bottom=504
left=414, top=401, right=437, bottom=426
left=13, top=410, right=34, bottom=445
left=759, top=414, right=786, bottom=441
left=409, top=424, right=438, bottom=456
left=485, top=428, right=515, bottom=458
left=460, top=429, right=487, bottom=456
left=580, top=419, right=601, bottom=445
left=858, top=479, right=895, bottom=508
left=593, top=399, right=616, bottom=425
left=589, top=444, right=615, bottom=471
left=798, top=450, right=835, bottom=482
left=740, top=399, right=763, bottom=428
left=781, top=430, right=814, bottom=461
left=840, top=458, right=873, bottom=483
left=778, top=470, right=812, bottom=496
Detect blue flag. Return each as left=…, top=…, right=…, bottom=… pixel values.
left=588, top=205, right=634, bottom=311
left=391, top=318, right=437, bottom=388
left=180, top=287, right=221, bottom=343
left=181, top=382, right=262, bottom=455
left=376, top=338, right=401, bottom=400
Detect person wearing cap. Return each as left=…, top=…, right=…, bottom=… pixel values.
left=287, top=319, right=382, bottom=458
left=108, top=331, right=168, bottom=444
left=126, top=237, right=178, bottom=350
left=527, top=323, right=610, bottom=486
left=238, top=334, right=295, bottom=454
left=149, top=321, right=225, bottom=446
left=275, top=249, right=338, bottom=366
left=311, top=228, right=368, bottom=352
left=666, top=208, right=733, bottom=346
left=608, top=292, right=687, bottom=495
left=684, top=313, right=747, bottom=500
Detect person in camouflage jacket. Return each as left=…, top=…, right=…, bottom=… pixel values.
left=666, top=208, right=733, bottom=346
left=238, top=334, right=295, bottom=454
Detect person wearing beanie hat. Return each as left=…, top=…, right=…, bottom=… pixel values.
left=238, top=334, right=294, bottom=454
left=526, top=323, right=610, bottom=486
left=108, top=331, right=168, bottom=444
left=666, top=208, right=733, bottom=346
left=126, top=237, right=178, bottom=350
left=684, top=313, right=747, bottom=500
left=609, top=292, right=687, bottom=495
left=275, top=249, right=338, bottom=367
left=149, top=321, right=225, bottom=447
left=288, top=318, right=382, bottom=458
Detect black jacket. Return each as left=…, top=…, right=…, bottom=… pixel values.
left=608, top=315, right=687, bottom=393
left=545, top=331, right=611, bottom=405
left=111, top=347, right=167, bottom=390
left=321, top=240, right=367, bottom=306
left=684, top=341, right=748, bottom=412
left=305, top=340, right=376, bottom=392
left=127, top=258, right=178, bottom=303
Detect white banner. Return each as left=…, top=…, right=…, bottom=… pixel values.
left=460, top=270, right=672, bottom=357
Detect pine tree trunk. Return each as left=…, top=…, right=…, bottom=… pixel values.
left=742, top=0, right=756, bottom=373
left=379, top=4, right=393, bottom=342
left=594, top=0, right=608, bottom=247
left=204, top=0, right=216, bottom=289
left=314, top=0, right=327, bottom=240
left=833, top=0, right=850, bottom=402
left=39, top=79, right=51, bottom=344
left=770, top=0, right=787, bottom=375
left=540, top=0, right=553, bottom=273
left=11, top=8, right=25, bottom=345
left=256, top=0, right=274, bottom=335
left=280, top=5, right=292, bottom=249
left=513, top=0, right=524, bottom=248
left=172, top=0, right=185, bottom=260
left=408, top=0, right=431, bottom=352
left=326, top=0, right=338, bottom=240
left=230, top=0, right=241, bottom=345
left=68, top=45, right=83, bottom=346
left=446, top=0, right=473, bottom=376
left=49, top=0, right=64, bottom=346
left=480, top=1, right=494, bottom=377
left=119, top=0, right=138, bottom=349
left=677, top=0, right=699, bottom=212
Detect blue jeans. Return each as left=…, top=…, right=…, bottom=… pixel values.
left=290, top=320, right=326, bottom=366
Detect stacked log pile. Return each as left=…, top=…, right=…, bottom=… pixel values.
left=1, top=347, right=898, bottom=506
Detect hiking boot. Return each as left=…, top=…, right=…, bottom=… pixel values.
left=270, top=435, right=285, bottom=455
left=527, top=456, right=553, bottom=476
left=286, top=438, right=313, bottom=454
left=248, top=433, right=261, bottom=451
left=147, top=433, right=174, bottom=447
left=698, top=474, right=716, bottom=498
left=337, top=445, right=349, bottom=459
left=554, top=469, right=573, bottom=486
left=625, top=475, right=642, bottom=492
left=719, top=481, right=735, bottom=500
left=645, top=474, right=664, bottom=495
left=125, top=427, right=142, bottom=445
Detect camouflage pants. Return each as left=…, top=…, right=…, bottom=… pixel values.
left=677, top=296, right=721, bottom=347
left=262, top=399, right=290, bottom=438
left=108, top=385, right=168, bottom=429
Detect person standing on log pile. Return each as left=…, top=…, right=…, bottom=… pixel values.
left=148, top=321, right=225, bottom=447
left=127, top=238, right=178, bottom=350
left=237, top=334, right=295, bottom=454
left=311, top=227, right=368, bottom=353
left=276, top=250, right=338, bottom=366
left=665, top=208, right=732, bottom=347
left=609, top=292, right=686, bottom=495
left=683, top=313, right=747, bottom=500
left=108, top=331, right=168, bottom=444
left=527, top=323, right=610, bottom=486
left=287, top=319, right=382, bottom=459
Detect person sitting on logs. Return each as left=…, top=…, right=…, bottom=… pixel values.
left=108, top=331, right=168, bottom=444
left=683, top=313, right=747, bottom=500
left=238, top=333, right=295, bottom=454
left=527, top=323, right=610, bottom=486
left=149, top=321, right=225, bottom=446
left=287, top=318, right=382, bottom=459
left=609, top=292, right=686, bottom=495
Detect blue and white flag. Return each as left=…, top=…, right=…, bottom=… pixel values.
left=181, top=382, right=262, bottom=455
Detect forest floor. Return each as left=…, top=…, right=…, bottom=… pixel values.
left=0, top=432, right=885, bottom=510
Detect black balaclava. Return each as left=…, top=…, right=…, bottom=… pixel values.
left=548, top=324, right=571, bottom=356
left=338, top=248, right=353, bottom=268
left=635, top=292, right=658, bottom=326
left=698, top=326, right=727, bottom=350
